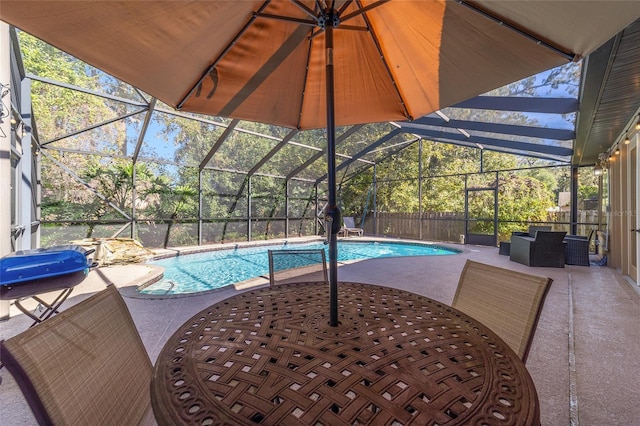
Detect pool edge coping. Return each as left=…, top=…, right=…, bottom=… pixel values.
left=125, top=237, right=465, bottom=299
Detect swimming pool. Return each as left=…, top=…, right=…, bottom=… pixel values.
left=141, top=240, right=460, bottom=295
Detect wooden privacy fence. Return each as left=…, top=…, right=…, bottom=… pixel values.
left=362, top=211, right=599, bottom=244
left=550, top=211, right=599, bottom=227
left=362, top=212, right=466, bottom=243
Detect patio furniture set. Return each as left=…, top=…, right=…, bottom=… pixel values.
left=501, top=226, right=594, bottom=267
left=1, top=259, right=552, bottom=425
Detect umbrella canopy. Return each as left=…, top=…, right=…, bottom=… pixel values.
left=1, top=1, right=637, bottom=129
left=2, top=1, right=637, bottom=325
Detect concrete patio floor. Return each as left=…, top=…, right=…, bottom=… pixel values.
left=1, top=240, right=639, bottom=425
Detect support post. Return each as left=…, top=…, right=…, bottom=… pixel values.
left=464, top=175, right=469, bottom=240
left=1, top=23, right=12, bottom=320
left=247, top=176, right=252, bottom=242
left=198, top=170, right=203, bottom=245
left=418, top=139, right=423, bottom=240
left=314, top=184, right=319, bottom=235
left=373, top=164, right=378, bottom=236
left=494, top=171, right=499, bottom=246
left=18, top=77, right=33, bottom=251
left=571, top=166, right=579, bottom=235
left=131, top=161, right=136, bottom=239
left=285, top=179, right=289, bottom=238
left=597, top=173, right=603, bottom=230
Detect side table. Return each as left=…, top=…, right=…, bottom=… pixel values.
left=499, top=241, right=511, bottom=255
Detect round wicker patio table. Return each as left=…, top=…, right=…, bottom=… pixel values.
left=151, top=282, right=540, bottom=425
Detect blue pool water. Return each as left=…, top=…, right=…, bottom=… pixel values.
left=142, top=240, right=459, bottom=295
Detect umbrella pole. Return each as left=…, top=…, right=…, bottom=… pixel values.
left=325, top=21, right=339, bottom=327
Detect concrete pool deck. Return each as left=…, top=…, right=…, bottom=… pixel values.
left=1, top=239, right=639, bottom=425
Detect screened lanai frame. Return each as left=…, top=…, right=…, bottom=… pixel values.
left=365, top=160, right=600, bottom=242
left=6, top=27, right=599, bottom=250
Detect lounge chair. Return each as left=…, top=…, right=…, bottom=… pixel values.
left=340, top=216, right=363, bottom=237
left=0, top=285, right=155, bottom=425
left=510, top=230, right=567, bottom=268
left=452, top=260, right=552, bottom=363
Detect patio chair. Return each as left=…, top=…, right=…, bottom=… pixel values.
left=500, top=226, right=554, bottom=256
left=452, top=260, right=552, bottom=363
left=341, top=216, right=363, bottom=237
left=510, top=230, right=567, bottom=268
left=0, top=285, right=155, bottom=425
left=564, top=230, right=593, bottom=266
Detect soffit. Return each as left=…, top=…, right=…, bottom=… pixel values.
left=574, top=19, right=640, bottom=166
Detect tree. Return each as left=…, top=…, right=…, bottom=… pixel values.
left=159, top=184, right=198, bottom=248
left=497, top=172, right=555, bottom=239
left=79, top=160, right=168, bottom=238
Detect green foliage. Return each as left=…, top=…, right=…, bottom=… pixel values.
left=523, top=168, right=558, bottom=193
left=19, top=32, right=131, bottom=147
left=497, top=172, right=555, bottom=239
left=577, top=167, right=599, bottom=205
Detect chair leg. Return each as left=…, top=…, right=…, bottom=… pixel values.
left=15, top=287, right=74, bottom=327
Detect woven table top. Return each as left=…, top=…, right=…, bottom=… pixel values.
left=151, top=282, right=540, bottom=425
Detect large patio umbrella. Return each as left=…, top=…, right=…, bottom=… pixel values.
left=2, top=1, right=637, bottom=326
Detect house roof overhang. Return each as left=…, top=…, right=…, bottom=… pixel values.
left=574, top=19, right=640, bottom=166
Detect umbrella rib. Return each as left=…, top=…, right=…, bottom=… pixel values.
left=309, top=28, right=325, bottom=40
left=340, top=0, right=389, bottom=23
left=292, top=0, right=320, bottom=20
left=457, top=0, right=578, bottom=61
left=309, top=24, right=368, bottom=41
left=254, top=12, right=318, bottom=27
left=354, top=0, right=412, bottom=121
left=337, top=0, right=354, bottom=17
left=336, top=25, right=369, bottom=32
left=296, top=29, right=315, bottom=130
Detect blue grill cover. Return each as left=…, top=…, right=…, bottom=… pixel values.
left=0, top=245, right=91, bottom=286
